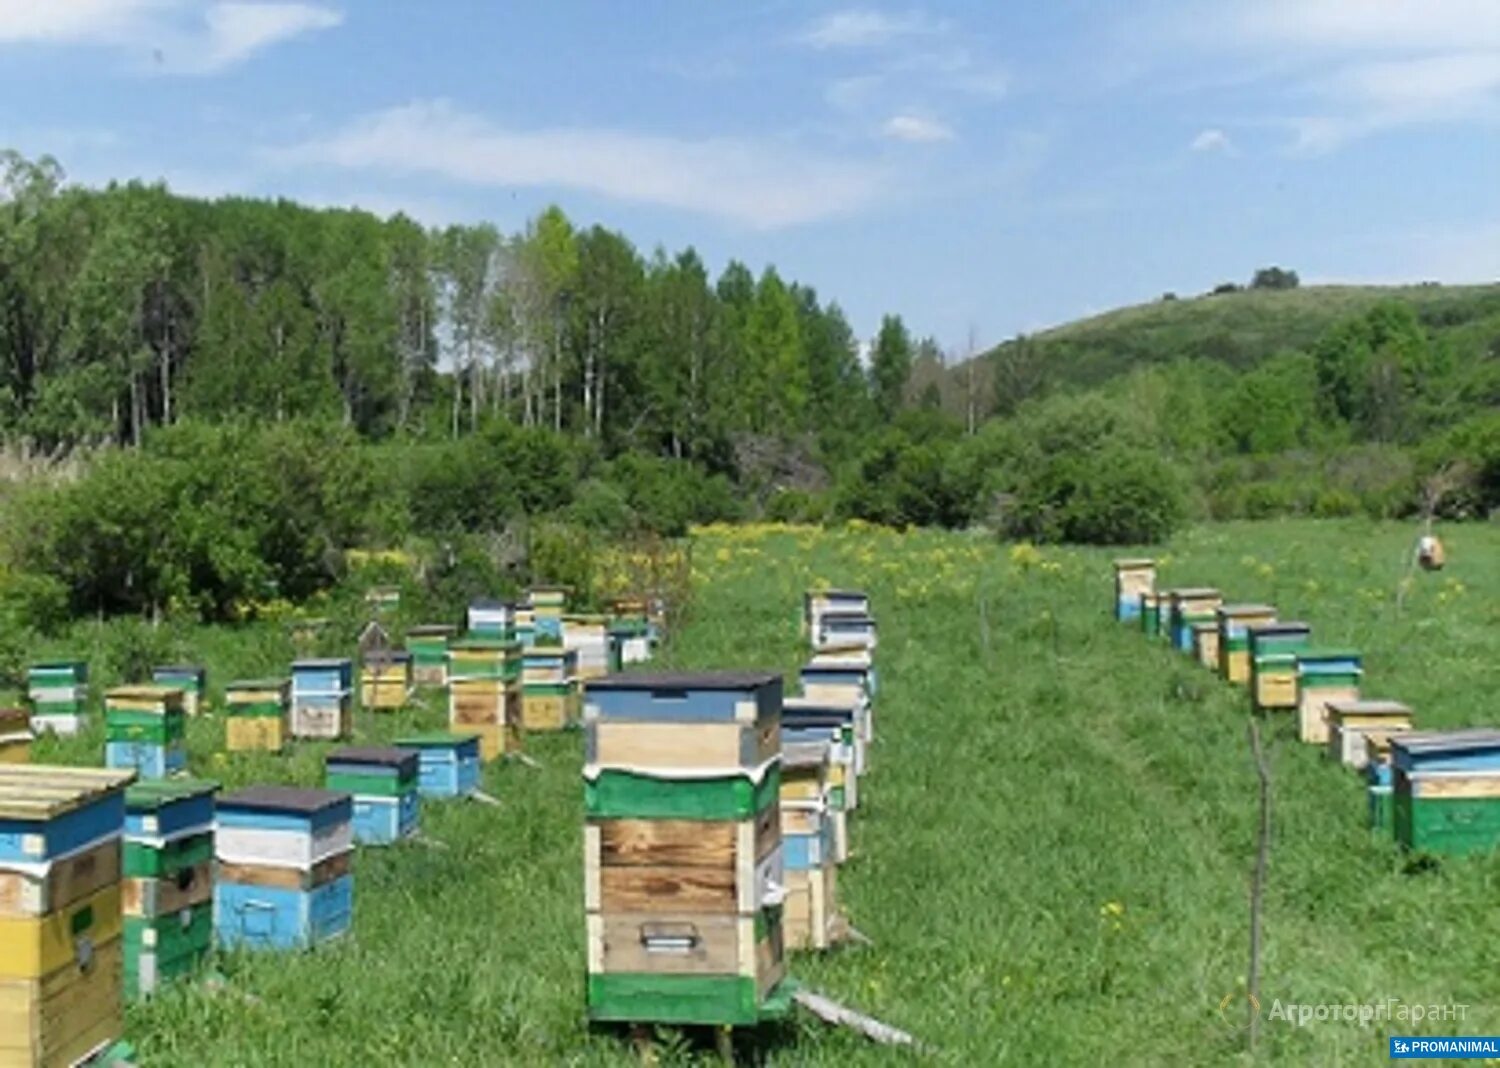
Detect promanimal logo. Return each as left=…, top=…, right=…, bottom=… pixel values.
left=1219, top=993, right=1262, bottom=1031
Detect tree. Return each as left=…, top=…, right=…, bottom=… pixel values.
left=991, top=333, right=1050, bottom=417
left=743, top=268, right=805, bottom=435
left=870, top=314, right=912, bottom=420
left=1250, top=267, right=1299, bottom=291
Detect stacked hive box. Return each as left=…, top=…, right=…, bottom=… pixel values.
left=27, top=661, right=88, bottom=737
left=779, top=740, right=840, bottom=951
left=364, top=586, right=401, bottom=615
left=324, top=748, right=419, bottom=845
left=565, top=615, right=611, bottom=681
left=1366, top=734, right=1400, bottom=833
left=782, top=698, right=860, bottom=860
left=1112, top=560, right=1155, bottom=623
left=122, top=779, right=217, bottom=999
left=1191, top=622, right=1220, bottom=671
left=814, top=612, right=877, bottom=653
left=360, top=651, right=412, bottom=711
left=513, top=605, right=536, bottom=649
left=803, top=589, right=869, bottom=639
left=0, top=709, right=30, bottom=764
left=214, top=787, right=354, bottom=951
left=447, top=641, right=523, bottom=761
left=1392, top=730, right=1500, bottom=856
left=0, top=765, right=134, bottom=1068
left=610, top=599, right=656, bottom=664
left=224, top=679, right=288, bottom=753
left=1167, top=588, right=1222, bottom=654
left=1248, top=622, right=1311, bottom=713
left=406, top=625, right=456, bottom=687
left=289, top=659, right=353, bottom=742
left=529, top=587, right=568, bottom=646
left=522, top=647, right=580, bottom=732
left=583, top=672, right=788, bottom=1028
left=1216, top=605, right=1276, bottom=684
left=466, top=599, right=511, bottom=640
left=395, top=734, right=481, bottom=800
left=104, top=686, right=187, bottom=780
left=1138, top=591, right=1162, bottom=639
left=800, top=651, right=876, bottom=749
left=1326, top=700, right=1413, bottom=770
left=151, top=666, right=206, bottom=717
left=1296, top=650, right=1363, bottom=745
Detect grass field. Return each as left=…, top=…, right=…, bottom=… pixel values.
left=28, top=518, right=1500, bottom=1065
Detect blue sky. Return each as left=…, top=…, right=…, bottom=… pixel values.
left=1, top=1, right=1497, bottom=352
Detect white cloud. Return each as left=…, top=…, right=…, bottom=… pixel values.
left=1236, top=0, right=1500, bottom=54
left=0, top=0, right=340, bottom=73
left=273, top=100, right=890, bottom=230
left=1189, top=127, right=1234, bottom=153
left=799, top=9, right=945, bottom=50
left=883, top=113, right=954, bottom=143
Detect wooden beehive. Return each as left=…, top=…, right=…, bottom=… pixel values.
left=104, top=686, right=187, bottom=781
left=1111, top=560, right=1155, bottom=623
left=779, top=740, right=842, bottom=951
left=1215, top=605, right=1276, bottom=685
left=1167, top=588, right=1222, bottom=654
left=564, top=615, right=611, bottom=681
left=1248, top=622, right=1310, bottom=712
left=406, top=624, right=457, bottom=686
left=522, top=647, right=580, bottom=732
left=466, top=599, right=512, bottom=640
left=1139, top=591, right=1162, bottom=638
left=289, top=659, right=353, bottom=741
left=1296, top=650, right=1363, bottom=745
left=814, top=612, right=877, bottom=653
left=0, top=765, right=134, bottom=1068
left=583, top=672, right=789, bottom=1028
left=360, top=652, right=413, bottom=711
left=27, top=661, right=88, bottom=738
left=528, top=587, right=569, bottom=646
left=324, top=748, right=419, bottom=846
left=224, top=679, right=289, bottom=753
left=394, top=733, right=482, bottom=799
left=1326, top=700, right=1413, bottom=770
left=1191, top=622, right=1220, bottom=672
left=1392, top=730, right=1500, bottom=855
left=803, top=589, right=869, bottom=638
left=447, top=641, right=524, bottom=761
left=150, top=666, right=206, bottom=717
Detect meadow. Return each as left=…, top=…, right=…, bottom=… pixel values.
left=27, top=518, right=1500, bottom=1065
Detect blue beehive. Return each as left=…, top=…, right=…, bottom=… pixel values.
left=325, top=747, right=420, bottom=845
left=105, top=740, right=186, bottom=780
left=394, top=734, right=482, bottom=799
left=290, top=659, right=353, bottom=741
left=815, top=613, right=877, bottom=651
left=215, top=874, right=354, bottom=951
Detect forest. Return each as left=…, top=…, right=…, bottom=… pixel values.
left=0, top=150, right=1498, bottom=626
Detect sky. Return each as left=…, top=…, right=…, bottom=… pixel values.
left=1, top=0, right=1498, bottom=352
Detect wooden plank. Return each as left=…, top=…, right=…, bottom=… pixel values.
left=1411, top=774, right=1500, bottom=799
left=597, top=820, right=737, bottom=869
left=599, top=866, right=737, bottom=914
left=0, top=838, right=119, bottom=919
left=216, top=850, right=352, bottom=890
left=589, top=912, right=758, bottom=977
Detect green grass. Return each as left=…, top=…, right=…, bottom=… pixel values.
left=25, top=518, right=1500, bottom=1064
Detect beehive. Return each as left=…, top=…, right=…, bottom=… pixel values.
left=813, top=612, right=877, bottom=653
left=1248, top=622, right=1310, bottom=712
left=364, top=586, right=401, bottom=614
left=1296, top=650, right=1363, bottom=745
left=394, top=733, right=482, bottom=800
left=1167, top=588, right=1222, bottom=654
left=803, top=589, right=869, bottom=638
left=1139, top=592, right=1162, bottom=638
left=103, top=686, right=187, bottom=781
left=1366, top=735, right=1397, bottom=834
left=608, top=616, right=652, bottom=668
left=799, top=653, right=875, bottom=748
left=224, top=679, right=288, bottom=753
left=564, top=615, right=611, bottom=681
left=784, top=695, right=863, bottom=801
left=1191, top=622, right=1220, bottom=671
left=26, top=661, right=88, bottom=738
left=359, top=652, right=412, bottom=711
left=447, top=641, right=523, bottom=761
left=150, top=666, right=206, bottom=717
left=324, top=748, right=419, bottom=845
left=122, top=778, right=218, bottom=999
left=0, top=765, right=134, bottom=1068
left=1392, top=730, right=1500, bottom=856
left=1326, top=700, right=1413, bottom=770
left=583, top=672, right=789, bottom=1027
left=289, top=659, right=352, bottom=741
left=522, top=647, right=580, bottom=732
left=214, top=787, right=354, bottom=951
left=528, top=587, right=569, bottom=646
left=780, top=740, right=841, bottom=951
left=1111, top=560, right=1155, bottom=623
left=1215, top=605, right=1276, bottom=684
left=0, top=710, right=30, bottom=765
left=406, top=625, right=457, bottom=687
left=466, top=599, right=512, bottom=640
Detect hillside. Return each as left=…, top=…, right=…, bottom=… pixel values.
left=956, top=283, right=1500, bottom=413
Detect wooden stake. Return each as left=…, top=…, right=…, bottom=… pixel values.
left=471, top=789, right=502, bottom=807
left=510, top=752, right=542, bottom=770
left=714, top=1025, right=735, bottom=1064
left=629, top=1025, right=657, bottom=1066
left=794, top=988, right=921, bottom=1048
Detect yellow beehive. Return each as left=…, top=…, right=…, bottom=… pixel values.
left=360, top=653, right=412, bottom=711
left=0, top=711, right=29, bottom=766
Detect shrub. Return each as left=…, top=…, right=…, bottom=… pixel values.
left=1009, top=447, right=1186, bottom=545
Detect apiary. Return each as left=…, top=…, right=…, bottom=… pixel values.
left=1392, top=730, right=1500, bottom=856
left=448, top=640, right=524, bottom=761
left=1215, top=605, right=1276, bottom=684
left=1111, top=560, right=1155, bottom=623
left=1248, top=622, right=1311, bottom=712
left=214, top=787, right=354, bottom=951
left=27, top=661, right=88, bottom=737
left=1296, top=650, right=1363, bottom=745
left=103, top=686, right=187, bottom=781
left=583, top=672, right=789, bottom=1027
left=224, top=679, right=288, bottom=753
left=1326, top=700, right=1414, bottom=770
left=0, top=765, right=134, bottom=1068
left=324, top=748, right=419, bottom=845
left=289, top=659, right=352, bottom=742
left=359, top=651, right=412, bottom=711
left=122, top=778, right=218, bottom=999
left=406, top=624, right=457, bottom=686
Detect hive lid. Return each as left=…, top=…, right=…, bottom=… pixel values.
left=395, top=731, right=481, bottom=748
left=218, top=785, right=350, bottom=815
left=1391, top=729, right=1500, bottom=755
left=327, top=746, right=419, bottom=774
left=818, top=611, right=876, bottom=625
left=0, top=765, right=135, bottom=819
left=1297, top=648, right=1362, bottom=662
left=126, top=777, right=220, bottom=810
left=1247, top=620, right=1309, bottom=634
left=1112, top=559, right=1155, bottom=569
left=468, top=598, right=511, bottom=610
left=1327, top=699, right=1412, bottom=717
left=450, top=639, right=521, bottom=653
left=1168, top=587, right=1221, bottom=599
left=807, top=588, right=868, bottom=599
left=106, top=685, right=184, bottom=702
left=226, top=678, right=288, bottom=691
left=153, top=665, right=205, bottom=676
left=586, top=671, right=781, bottom=692
left=292, top=658, right=352, bottom=669
left=1217, top=604, right=1276, bottom=617
left=785, top=695, right=862, bottom=713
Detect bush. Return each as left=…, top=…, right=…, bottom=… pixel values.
left=1009, top=447, right=1186, bottom=545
